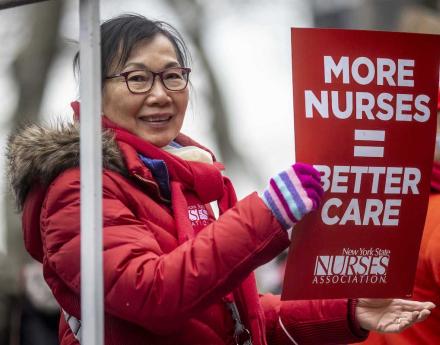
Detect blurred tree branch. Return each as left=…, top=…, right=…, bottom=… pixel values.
left=4, top=0, right=62, bottom=288
left=9, top=0, right=62, bottom=128
left=0, top=0, right=50, bottom=10
left=165, top=0, right=262, bottom=184
left=2, top=2, right=62, bottom=341
left=398, top=4, right=440, bottom=33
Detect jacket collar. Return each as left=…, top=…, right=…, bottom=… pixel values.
left=6, top=121, right=127, bottom=210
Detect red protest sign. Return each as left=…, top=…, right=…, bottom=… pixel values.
left=282, top=28, right=440, bottom=300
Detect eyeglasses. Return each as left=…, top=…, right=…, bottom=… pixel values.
left=105, top=67, right=191, bottom=94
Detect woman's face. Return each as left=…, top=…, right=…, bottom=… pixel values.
left=102, top=34, right=189, bottom=147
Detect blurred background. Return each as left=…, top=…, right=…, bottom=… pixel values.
left=0, top=0, right=439, bottom=344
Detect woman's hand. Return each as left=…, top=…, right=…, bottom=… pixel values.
left=356, top=298, right=435, bottom=333
left=260, top=163, right=324, bottom=230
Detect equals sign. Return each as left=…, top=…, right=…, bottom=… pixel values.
left=353, top=129, right=385, bottom=158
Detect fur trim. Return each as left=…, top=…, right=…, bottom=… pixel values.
left=6, top=122, right=126, bottom=210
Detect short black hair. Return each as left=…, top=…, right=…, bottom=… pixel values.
left=73, top=13, right=190, bottom=86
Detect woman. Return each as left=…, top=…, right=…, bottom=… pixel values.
left=6, top=14, right=434, bottom=345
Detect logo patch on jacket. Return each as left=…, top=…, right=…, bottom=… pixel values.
left=188, top=204, right=210, bottom=229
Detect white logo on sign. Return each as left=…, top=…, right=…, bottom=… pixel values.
left=312, top=248, right=390, bottom=285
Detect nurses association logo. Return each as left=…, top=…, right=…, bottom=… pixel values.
left=312, top=248, right=390, bottom=285
left=188, top=204, right=210, bottom=228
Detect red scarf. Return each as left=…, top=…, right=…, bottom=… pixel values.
left=431, top=161, right=440, bottom=193
left=71, top=101, right=237, bottom=243
left=110, top=122, right=238, bottom=243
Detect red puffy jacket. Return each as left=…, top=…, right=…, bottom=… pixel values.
left=7, top=121, right=368, bottom=345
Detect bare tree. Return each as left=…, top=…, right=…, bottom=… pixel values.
left=1, top=1, right=62, bottom=343
left=0, top=0, right=50, bottom=10
left=164, top=0, right=262, bottom=184
left=5, top=0, right=62, bottom=274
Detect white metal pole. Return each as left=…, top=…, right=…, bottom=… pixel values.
left=79, top=0, right=103, bottom=344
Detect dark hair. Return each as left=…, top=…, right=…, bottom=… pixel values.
left=73, top=14, right=190, bottom=85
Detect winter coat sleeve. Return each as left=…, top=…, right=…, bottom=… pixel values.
left=40, top=168, right=290, bottom=334
left=260, top=293, right=369, bottom=344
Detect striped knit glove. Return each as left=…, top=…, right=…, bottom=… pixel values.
left=261, top=163, right=324, bottom=230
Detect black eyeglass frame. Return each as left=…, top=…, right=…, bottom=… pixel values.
left=105, top=67, right=191, bottom=94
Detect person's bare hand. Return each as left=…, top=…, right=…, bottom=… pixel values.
left=356, top=299, right=435, bottom=333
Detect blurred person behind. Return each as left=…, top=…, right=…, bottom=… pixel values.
left=0, top=254, right=59, bottom=345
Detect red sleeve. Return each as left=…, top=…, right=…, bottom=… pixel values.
left=260, top=293, right=369, bottom=344
left=41, top=170, right=290, bottom=334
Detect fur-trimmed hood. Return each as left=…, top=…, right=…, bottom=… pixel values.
left=6, top=122, right=126, bottom=211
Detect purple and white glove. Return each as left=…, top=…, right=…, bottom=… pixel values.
left=261, top=163, right=324, bottom=229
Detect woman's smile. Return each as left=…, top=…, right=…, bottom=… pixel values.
left=138, top=113, right=174, bottom=128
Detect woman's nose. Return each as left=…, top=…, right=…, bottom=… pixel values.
left=145, top=77, right=171, bottom=106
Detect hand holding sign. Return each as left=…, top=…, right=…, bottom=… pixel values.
left=261, top=163, right=324, bottom=229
